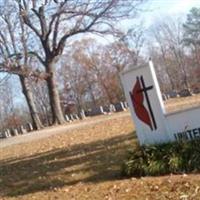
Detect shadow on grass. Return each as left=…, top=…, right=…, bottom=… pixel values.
left=0, top=132, right=137, bottom=197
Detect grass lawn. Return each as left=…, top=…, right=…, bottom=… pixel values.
left=0, top=95, right=200, bottom=200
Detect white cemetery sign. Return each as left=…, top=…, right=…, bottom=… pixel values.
left=120, top=61, right=200, bottom=145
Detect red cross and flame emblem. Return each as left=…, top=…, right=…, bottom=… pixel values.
left=129, top=76, right=157, bottom=131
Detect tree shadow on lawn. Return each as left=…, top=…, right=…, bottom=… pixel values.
left=0, top=132, right=137, bottom=197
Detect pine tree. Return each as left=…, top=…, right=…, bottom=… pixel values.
left=183, top=7, right=200, bottom=46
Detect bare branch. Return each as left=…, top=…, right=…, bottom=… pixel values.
left=0, top=31, right=10, bottom=56
left=32, top=6, right=48, bottom=39
left=19, top=3, right=41, bottom=37
left=0, top=63, right=49, bottom=80
left=27, top=51, right=46, bottom=66
left=56, top=1, right=115, bottom=55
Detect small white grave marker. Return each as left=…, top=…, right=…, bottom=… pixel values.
left=20, top=125, right=27, bottom=134
left=27, top=123, right=33, bottom=131
left=100, top=106, right=104, bottom=114
left=120, top=61, right=200, bottom=145
left=65, top=115, right=70, bottom=122
left=80, top=110, right=86, bottom=119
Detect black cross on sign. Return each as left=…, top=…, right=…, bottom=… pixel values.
left=137, top=76, right=157, bottom=130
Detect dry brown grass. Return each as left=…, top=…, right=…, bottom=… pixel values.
left=0, top=95, right=200, bottom=200
left=165, top=94, right=200, bottom=113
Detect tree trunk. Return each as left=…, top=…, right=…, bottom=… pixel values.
left=116, top=72, right=126, bottom=102
left=46, top=61, right=65, bottom=124
left=19, top=76, right=43, bottom=130
left=88, top=84, right=97, bottom=108
left=99, top=77, right=114, bottom=104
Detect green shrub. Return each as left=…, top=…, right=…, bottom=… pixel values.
left=121, top=139, right=200, bottom=177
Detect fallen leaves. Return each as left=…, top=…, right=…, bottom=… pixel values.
left=0, top=113, right=200, bottom=200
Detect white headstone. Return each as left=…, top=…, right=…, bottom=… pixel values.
left=20, top=125, right=27, bottom=134
left=74, top=114, right=79, bottom=120
left=70, top=114, right=75, bottom=121
left=109, top=104, right=116, bottom=112
left=4, top=130, right=10, bottom=138
left=13, top=128, right=18, bottom=136
left=6, top=129, right=11, bottom=137
left=120, top=102, right=126, bottom=111
left=65, top=115, right=70, bottom=122
left=27, top=123, right=33, bottom=131
left=80, top=110, right=86, bottom=119
left=124, top=102, right=129, bottom=109
left=100, top=106, right=105, bottom=114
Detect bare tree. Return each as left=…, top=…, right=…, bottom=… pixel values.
left=31, top=80, right=52, bottom=126
left=120, top=24, right=145, bottom=65
left=149, top=18, right=191, bottom=92
left=0, top=79, right=15, bottom=130
left=0, top=2, right=44, bottom=129
left=61, top=38, right=133, bottom=105
left=16, top=0, right=144, bottom=124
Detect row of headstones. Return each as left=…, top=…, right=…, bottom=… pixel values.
left=0, top=102, right=129, bottom=139
left=0, top=123, right=34, bottom=139
left=64, top=102, right=128, bottom=121
left=162, top=89, right=195, bottom=101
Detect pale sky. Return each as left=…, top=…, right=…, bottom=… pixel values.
left=148, top=0, right=199, bottom=13
left=141, top=0, right=200, bottom=27
left=97, top=0, right=200, bottom=44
